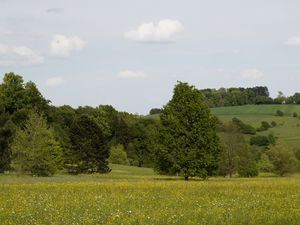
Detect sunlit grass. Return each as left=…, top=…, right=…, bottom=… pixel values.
left=1, top=165, right=300, bottom=224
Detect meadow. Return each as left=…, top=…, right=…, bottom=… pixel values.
left=149, top=104, right=300, bottom=150
left=213, top=104, right=300, bottom=150
left=1, top=164, right=300, bottom=225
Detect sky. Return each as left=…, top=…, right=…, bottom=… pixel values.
left=0, top=0, right=300, bottom=115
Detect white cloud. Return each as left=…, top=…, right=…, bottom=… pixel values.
left=117, top=70, right=147, bottom=79
left=125, top=19, right=184, bottom=43
left=49, top=34, right=86, bottom=57
left=45, top=77, right=65, bottom=87
left=12, top=46, right=44, bottom=65
left=286, top=36, right=300, bottom=46
left=0, top=44, right=44, bottom=67
left=240, top=68, right=264, bottom=80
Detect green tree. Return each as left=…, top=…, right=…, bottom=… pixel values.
left=108, top=144, right=128, bottom=165
left=0, top=73, right=49, bottom=115
left=257, top=153, right=274, bottom=172
left=10, top=111, right=63, bottom=176
left=267, top=144, right=298, bottom=176
left=149, top=108, right=161, bottom=115
left=250, top=135, right=271, bottom=147
left=0, top=73, right=26, bottom=113
left=218, top=124, right=242, bottom=177
left=127, top=118, right=156, bottom=167
left=0, top=110, right=15, bottom=172
left=218, top=123, right=258, bottom=177
left=275, top=110, right=284, bottom=117
left=68, top=115, right=110, bottom=174
left=257, top=121, right=271, bottom=131
left=293, top=112, right=298, bottom=118
left=153, top=82, right=220, bottom=180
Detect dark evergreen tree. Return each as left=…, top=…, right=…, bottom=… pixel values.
left=69, top=115, right=110, bottom=174
left=0, top=110, right=14, bottom=172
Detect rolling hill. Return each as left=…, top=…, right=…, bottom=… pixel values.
left=211, top=104, right=300, bottom=150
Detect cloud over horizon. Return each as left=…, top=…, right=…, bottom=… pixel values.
left=0, top=44, right=44, bottom=67
left=45, top=77, right=65, bottom=87
left=240, top=69, right=264, bottom=80
left=117, top=70, right=147, bottom=79
left=49, top=34, right=86, bottom=57
left=125, top=19, right=184, bottom=43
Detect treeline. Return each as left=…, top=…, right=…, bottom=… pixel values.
left=200, top=86, right=300, bottom=107
left=1, top=72, right=299, bottom=179
left=0, top=72, right=157, bottom=176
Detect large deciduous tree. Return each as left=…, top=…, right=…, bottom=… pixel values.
left=267, top=144, right=298, bottom=176
left=153, top=82, right=220, bottom=180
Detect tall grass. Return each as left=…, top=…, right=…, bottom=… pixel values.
left=1, top=165, right=300, bottom=225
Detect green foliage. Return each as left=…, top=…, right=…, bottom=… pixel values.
left=232, top=117, right=256, bottom=135
left=275, top=110, right=284, bottom=117
left=200, top=86, right=271, bottom=107
left=218, top=124, right=243, bottom=177
left=293, top=112, right=298, bottom=118
left=257, top=153, right=274, bottom=172
left=10, top=111, right=63, bottom=176
left=0, top=111, right=15, bottom=172
left=153, top=82, right=220, bottom=180
left=271, top=121, right=277, bottom=127
left=237, top=158, right=258, bottom=177
left=258, top=121, right=271, bottom=131
left=267, top=144, right=298, bottom=176
left=68, top=115, right=110, bottom=174
left=108, top=144, right=128, bottom=165
left=127, top=118, right=157, bottom=167
left=149, top=108, right=161, bottom=115
left=0, top=73, right=49, bottom=115
left=250, top=135, right=272, bottom=147
left=218, top=123, right=258, bottom=177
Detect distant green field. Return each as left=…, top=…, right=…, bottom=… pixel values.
left=1, top=164, right=300, bottom=225
left=148, top=105, right=300, bottom=150
left=211, top=105, right=300, bottom=150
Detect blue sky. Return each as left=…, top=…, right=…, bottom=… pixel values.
left=0, top=0, right=300, bottom=114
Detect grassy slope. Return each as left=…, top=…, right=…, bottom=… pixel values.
left=211, top=104, right=300, bottom=150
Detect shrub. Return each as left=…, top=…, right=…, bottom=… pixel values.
left=257, top=121, right=271, bottom=132
left=293, top=112, right=298, bottom=118
left=257, top=153, right=274, bottom=172
left=271, top=121, right=277, bottom=127
left=108, top=144, right=128, bottom=165
left=250, top=135, right=270, bottom=146
left=275, top=110, right=284, bottom=117
left=232, top=117, right=256, bottom=135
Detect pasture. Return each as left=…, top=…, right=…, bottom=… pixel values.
left=1, top=164, right=300, bottom=225
left=212, top=105, right=300, bottom=150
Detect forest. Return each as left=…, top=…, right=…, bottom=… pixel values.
left=0, top=72, right=299, bottom=179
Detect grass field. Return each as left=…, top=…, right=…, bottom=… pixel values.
left=148, top=104, right=300, bottom=150
left=1, top=164, right=300, bottom=225
left=211, top=105, right=300, bottom=150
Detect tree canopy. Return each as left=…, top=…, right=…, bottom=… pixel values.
left=153, top=82, right=220, bottom=180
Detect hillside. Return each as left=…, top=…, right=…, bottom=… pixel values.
left=211, top=104, right=300, bottom=150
